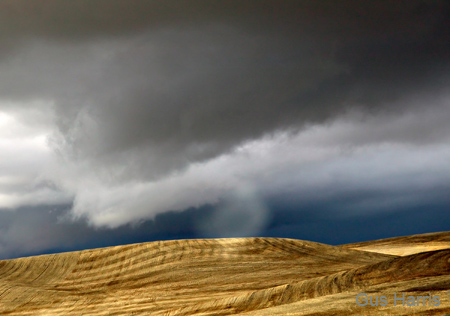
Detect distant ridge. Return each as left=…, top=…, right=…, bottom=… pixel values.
left=1, top=234, right=449, bottom=315
left=342, top=231, right=450, bottom=256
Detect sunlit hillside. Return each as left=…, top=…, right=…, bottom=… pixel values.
left=1, top=233, right=449, bottom=315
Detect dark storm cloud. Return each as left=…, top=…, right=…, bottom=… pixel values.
left=1, top=0, right=448, bottom=129
left=11, top=0, right=445, bottom=181
left=0, top=0, right=449, bottom=230
left=1, top=1, right=448, bottom=40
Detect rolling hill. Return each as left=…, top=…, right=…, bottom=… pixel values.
left=0, top=233, right=449, bottom=315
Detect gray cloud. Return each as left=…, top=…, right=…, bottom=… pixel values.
left=0, top=0, right=449, bottom=233
left=50, top=26, right=346, bottom=181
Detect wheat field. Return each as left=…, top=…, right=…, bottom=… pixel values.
left=0, top=232, right=449, bottom=315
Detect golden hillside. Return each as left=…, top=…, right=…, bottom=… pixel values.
left=342, top=231, right=450, bottom=256
left=0, top=233, right=449, bottom=315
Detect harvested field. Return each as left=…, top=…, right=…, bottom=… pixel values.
left=0, top=233, right=449, bottom=315
left=341, top=231, right=450, bottom=256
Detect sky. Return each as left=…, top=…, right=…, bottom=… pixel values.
left=0, top=0, right=449, bottom=259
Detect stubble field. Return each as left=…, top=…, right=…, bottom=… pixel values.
left=0, top=232, right=449, bottom=315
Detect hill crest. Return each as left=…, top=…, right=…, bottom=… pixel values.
left=1, top=234, right=449, bottom=315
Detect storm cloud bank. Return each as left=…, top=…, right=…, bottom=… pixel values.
left=0, top=1, right=449, bottom=257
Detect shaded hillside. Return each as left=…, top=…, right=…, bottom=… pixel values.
left=0, top=235, right=449, bottom=315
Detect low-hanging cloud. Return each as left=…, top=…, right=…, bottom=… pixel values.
left=49, top=94, right=450, bottom=228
